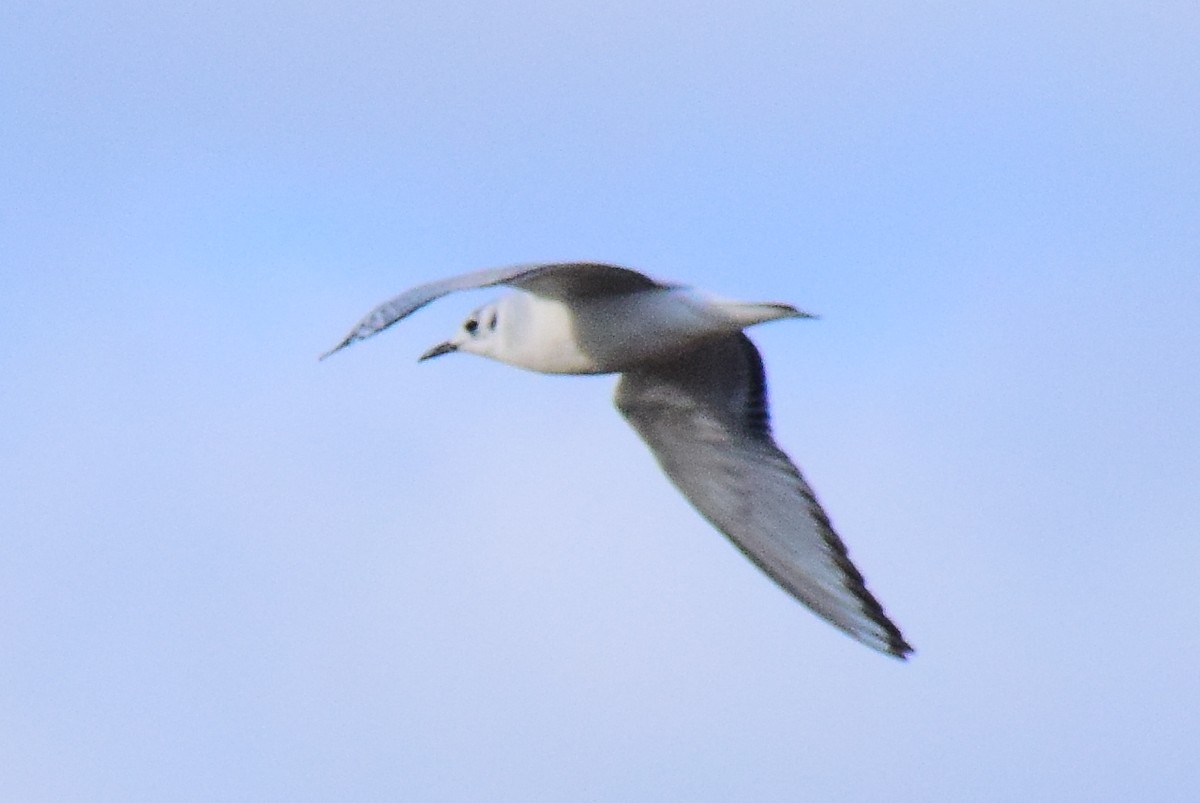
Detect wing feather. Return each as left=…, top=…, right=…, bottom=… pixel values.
left=615, top=335, right=912, bottom=658
left=321, top=262, right=660, bottom=359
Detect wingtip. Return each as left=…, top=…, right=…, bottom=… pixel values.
left=882, top=633, right=915, bottom=661
left=318, top=339, right=350, bottom=361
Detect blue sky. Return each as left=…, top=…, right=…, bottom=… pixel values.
left=3, top=1, right=1198, bottom=800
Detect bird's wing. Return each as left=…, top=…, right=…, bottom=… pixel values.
left=614, top=334, right=912, bottom=659
left=321, top=262, right=661, bottom=359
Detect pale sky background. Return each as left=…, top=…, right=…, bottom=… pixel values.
left=3, top=1, right=1199, bottom=800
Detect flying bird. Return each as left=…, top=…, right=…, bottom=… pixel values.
left=323, top=262, right=912, bottom=659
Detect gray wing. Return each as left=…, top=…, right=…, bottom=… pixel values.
left=615, top=334, right=913, bottom=659
left=321, top=262, right=661, bottom=359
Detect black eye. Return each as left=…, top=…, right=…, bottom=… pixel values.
left=487, top=312, right=498, bottom=331
left=464, top=318, right=479, bottom=334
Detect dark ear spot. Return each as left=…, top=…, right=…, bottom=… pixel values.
left=464, top=317, right=479, bottom=334
left=487, top=310, right=498, bottom=331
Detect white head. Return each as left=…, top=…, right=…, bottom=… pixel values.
left=417, top=292, right=601, bottom=374
left=419, top=300, right=505, bottom=363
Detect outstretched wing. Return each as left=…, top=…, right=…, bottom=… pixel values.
left=615, top=334, right=913, bottom=659
left=321, top=262, right=661, bottom=359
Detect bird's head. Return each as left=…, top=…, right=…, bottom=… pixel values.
left=419, top=300, right=504, bottom=363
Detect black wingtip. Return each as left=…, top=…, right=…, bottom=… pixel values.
left=876, top=622, right=915, bottom=660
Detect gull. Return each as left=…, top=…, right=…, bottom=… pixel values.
left=323, top=262, right=913, bottom=659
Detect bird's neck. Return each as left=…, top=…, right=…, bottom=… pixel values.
left=492, top=289, right=793, bottom=375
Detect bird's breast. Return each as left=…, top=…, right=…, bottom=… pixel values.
left=500, top=290, right=736, bottom=375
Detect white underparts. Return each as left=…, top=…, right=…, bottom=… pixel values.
left=475, top=289, right=801, bottom=375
